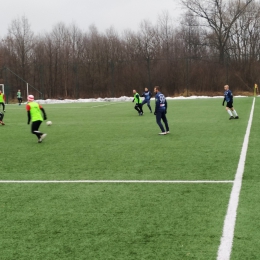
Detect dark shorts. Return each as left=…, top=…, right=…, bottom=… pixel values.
left=226, top=101, right=233, bottom=108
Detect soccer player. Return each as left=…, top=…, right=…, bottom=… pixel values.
left=141, top=88, right=152, bottom=113
left=254, top=83, right=258, bottom=97
left=0, top=112, right=5, bottom=125
left=154, top=86, right=169, bottom=135
left=222, top=85, right=239, bottom=120
left=26, top=95, right=48, bottom=143
left=17, top=89, right=22, bottom=105
left=132, top=89, right=143, bottom=116
left=0, top=90, right=5, bottom=112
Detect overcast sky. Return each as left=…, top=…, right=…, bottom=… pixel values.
left=1, top=0, right=182, bottom=36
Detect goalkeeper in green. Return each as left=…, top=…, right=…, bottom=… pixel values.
left=17, top=89, right=22, bottom=105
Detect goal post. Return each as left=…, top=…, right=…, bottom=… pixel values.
left=2, top=67, right=43, bottom=102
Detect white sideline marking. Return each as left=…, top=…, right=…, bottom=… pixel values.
left=217, top=98, right=256, bottom=260
left=0, top=180, right=234, bottom=184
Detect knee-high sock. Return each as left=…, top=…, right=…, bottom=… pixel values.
left=227, top=110, right=233, bottom=116
left=232, top=110, right=238, bottom=117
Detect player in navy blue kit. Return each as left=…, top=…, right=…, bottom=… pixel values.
left=154, top=86, right=169, bottom=135
left=222, top=85, right=239, bottom=120
left=141, top=88, right=152, bottom=113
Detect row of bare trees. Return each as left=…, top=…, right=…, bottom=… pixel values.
left=0, top=0, right=259, bottom=100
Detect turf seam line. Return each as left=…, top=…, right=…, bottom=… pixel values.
left=90, top=102, right=125, bottom=108
left=217, top=97, right=256, bottom=260
left=0, top=180, right=234, bottom=183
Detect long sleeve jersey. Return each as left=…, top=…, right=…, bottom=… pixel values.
left=155, top=92, right=167, bottom=113
left=141, top=91, right=152, bottom=100
left=224, top=89, right=233, bottom=103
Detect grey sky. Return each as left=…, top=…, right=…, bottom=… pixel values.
left=1, top=0, right=182, bottom=35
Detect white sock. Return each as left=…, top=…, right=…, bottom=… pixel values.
left=227, top=110, right=233, bottom=117
left=233, top=110, right=238, bottom=117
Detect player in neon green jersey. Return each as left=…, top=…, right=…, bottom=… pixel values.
left=132, top=89, right=143, bottom=116
left=26, top=95, right=48, bottom=143
left=0, top=90, right=5, bottom=112
left=17, top=89, right=22, bottom=105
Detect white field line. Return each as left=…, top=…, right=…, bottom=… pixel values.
left=0, top=180, right=234, bottom=184
left=217, top=98, right=256, bottom=260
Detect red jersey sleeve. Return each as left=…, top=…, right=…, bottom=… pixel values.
left=39, top=105, right=43, bottom=109
left=3, top=94, right=5, bottom=101
left=26, top=104, right=31, bottom=111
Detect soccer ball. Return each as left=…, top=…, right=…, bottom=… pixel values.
left=46, top=121, right=52, bottom=126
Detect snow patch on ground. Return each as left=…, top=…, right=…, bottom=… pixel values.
left=32, top=95, right=249, bottom=104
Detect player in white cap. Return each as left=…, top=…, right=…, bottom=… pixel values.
left=26, top=95, right=48, bottom=143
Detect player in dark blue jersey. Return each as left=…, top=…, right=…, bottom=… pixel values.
left=222, top=85, right=239, bottom=120
left=154, top=86, right=169, bottom=135
left=141, top=88, right=152, bottom=113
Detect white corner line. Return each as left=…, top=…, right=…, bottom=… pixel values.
left=217, top=98, right=256, bottom=260
left=0, top=180, right=234, bottom=184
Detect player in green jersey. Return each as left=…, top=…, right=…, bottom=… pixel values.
left=17, top=90, right=22, bottom=105
left=0, top=90, right=5, bottom=112
left=132, top=90, right=143, bottom=116
left=26, top=95, right=47, bottom=143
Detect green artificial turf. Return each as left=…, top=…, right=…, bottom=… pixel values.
left=231, top=97, right=260, bottom=260
left=1, top=184, right=231, bottom=260
left=0, top=98, right=253, bottom=180
left=0, top=97, right=256, bottom=259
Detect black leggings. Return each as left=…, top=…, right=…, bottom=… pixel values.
left=134, top=104, right=143, bottom=114
left=0, top=102, right=5, bottom=111
left=0, top=113, right=4, bottom=121
left=31, top=120, right=43, bottom=139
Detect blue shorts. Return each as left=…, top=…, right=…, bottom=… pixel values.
left=142, top=99, right=150, bottom=106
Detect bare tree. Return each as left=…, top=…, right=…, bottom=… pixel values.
left=181, top=0, right=253, bottom=62
left=7, top=16, right=34, bottom=78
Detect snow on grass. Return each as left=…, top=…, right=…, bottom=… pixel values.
left=32, top=95, right=248, bottom=105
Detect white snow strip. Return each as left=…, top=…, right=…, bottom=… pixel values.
left=15, top=95, right=248, bottom=105
left=217, top=98, right=256, bottom=260
left=0, top=180, right=234, bottom=184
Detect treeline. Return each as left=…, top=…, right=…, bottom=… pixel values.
left=0, top=0, right=260, bottom=99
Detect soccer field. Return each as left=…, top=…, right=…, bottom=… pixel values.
left=0, top=97, right=259, bottom=259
